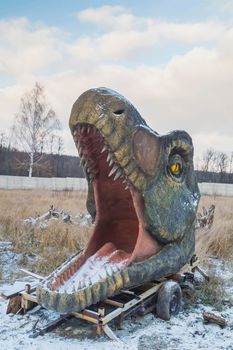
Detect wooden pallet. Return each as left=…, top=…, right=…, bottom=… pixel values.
left=1, top=262, right=205, bottom=341
left=0, top=269, right=164, bottom=340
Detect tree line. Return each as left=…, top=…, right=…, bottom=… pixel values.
left=196, top=149, right=233, bottom=174
left=0, top=145, right=84, bottom=178
left=1, top=144, right=233, bottom=183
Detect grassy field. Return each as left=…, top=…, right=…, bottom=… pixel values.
left=0, top=189, right=91, bottom=274
left=196, top=195, right=233, bottom=262
left=0, top=189, right=232, bottom=275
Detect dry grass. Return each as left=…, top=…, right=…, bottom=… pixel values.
left=0, top=189, right=91, bottom=274
left=0, top=189, right=232, bottom=275
left=196, top=196, right=233, bottom=262
left=185, top=272, right=229, bottom=311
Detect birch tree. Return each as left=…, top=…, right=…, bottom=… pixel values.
left=12, top=82, right=60, bottom=177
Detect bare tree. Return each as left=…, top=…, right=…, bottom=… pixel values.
left=56, top=136, right=64, bottom=155
left=49, top=134, right=56, bottom=154
left=217, top=152, right=228, bottom=173
left=0, top=132, right=6, bottom=148
left=201, top=149, right=215, bottom=171
left=12, top=82, right=60, bottom=177
left=229, top=152, right=233, bottom=173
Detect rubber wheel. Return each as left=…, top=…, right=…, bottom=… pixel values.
left=156, top=281, right=182, bottom=321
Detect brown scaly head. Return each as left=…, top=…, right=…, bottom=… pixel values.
left=37, top=87, right=200, bottom=313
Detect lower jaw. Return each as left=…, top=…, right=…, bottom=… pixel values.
left=36, top=187, right=162, bottom=313
left=37, top=124, right=164, bottom=312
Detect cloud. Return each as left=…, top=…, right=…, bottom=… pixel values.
left=76, top=5, right=151, bottom=31
left=0, top=17, right=62, bottom=78
left=70, top=6, right=224, bottom=64
left=0, top=7, right=232, bottom=157
left=220, top=0, right=233, bottom=13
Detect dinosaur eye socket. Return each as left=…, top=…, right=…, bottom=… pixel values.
left=170, top=162, right=181, bottom=175
left=168, top=154, right=183, bottom=178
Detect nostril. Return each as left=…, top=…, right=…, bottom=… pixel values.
left=113, top=109, right=124, bottom=116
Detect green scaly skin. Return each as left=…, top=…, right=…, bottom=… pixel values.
left=37, top=87, right=200, bottom=313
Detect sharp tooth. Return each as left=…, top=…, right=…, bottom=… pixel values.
left=106, top=266, right=112, bottom=277
left=125, top=185, right=129, bottom=190
left=82, top=159, right=88, bottom=170
left=108, top=164, right=118, bottom=177
left=114, top=169, right=122, bottom=181
left=99, top=270, right=107, bottom=279
left=111, top=265, right=119, bottom=273
left=80, top=158, right=85, bottom=167
left=122, top=178, right=127, bottom=184
left=101, top=145, right=108, bottom=153
left=73, top=130, right=77, bottom=136
left=107, top=152, right=112, bottom=162
left=87, top=126, right=90, bottom=134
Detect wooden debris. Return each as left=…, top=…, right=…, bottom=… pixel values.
left=196, top=205, right=215, bottom=229
left=22, top=205, right=92, bottom=229
left=20, top=268, right=44, bottom=280
left=203, top=312, right=227, bottom=327
left=6, top=296, right=22, bottom=314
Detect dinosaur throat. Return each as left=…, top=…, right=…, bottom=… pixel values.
left=67, top=123, right=162, bottom=285
left=48, top=123, right=161, bottom=293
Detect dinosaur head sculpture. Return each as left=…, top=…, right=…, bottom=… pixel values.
left=37, top=87, right=200, bottom=313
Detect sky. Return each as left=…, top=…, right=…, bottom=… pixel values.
left=0, top=0, right=233, bottom=164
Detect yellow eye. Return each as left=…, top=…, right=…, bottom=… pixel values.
left=170, top=162, right=181, bottom=175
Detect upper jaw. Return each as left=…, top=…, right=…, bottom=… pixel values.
left=69, top=88, right=153, bottom=192
left=68, top=119, right=163, bottom=269
left=71, top=122, right=149, bottom=192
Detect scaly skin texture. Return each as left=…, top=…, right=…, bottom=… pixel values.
left=37, top=87, right=200, bottom=313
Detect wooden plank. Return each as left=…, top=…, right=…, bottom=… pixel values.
left=103, top=324, right=121, bottom=341
left=203, top=312, right=227, bottom=327
left=82, top=309, right=101, bottom=319
left=71, top=312, right=99, bottom=325
left=102, top=283, right=161, bottom=325
left=103, top=298, right=124, bottom=308
left=30, top=314, right=71, bottom=338
left=21, top=292, right=38, bottom=304
left=0, top=284, right=38, bottom=300
left=20, top=269, right=44, bottom=280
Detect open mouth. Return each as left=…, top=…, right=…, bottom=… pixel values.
left=49, top=123, right=161, bottom=294
left=37, top=87, right=199, bottom=315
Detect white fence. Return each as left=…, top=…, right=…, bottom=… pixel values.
left=198, top=182, right=233, bottom=197
left=0, top=175, right=87, bottom=191
left=0, top=176, right=233, bottom=196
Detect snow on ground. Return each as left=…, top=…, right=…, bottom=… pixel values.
left=0, top=244, right=233, bottom=350
left=0, top=292, right=233, bottom=350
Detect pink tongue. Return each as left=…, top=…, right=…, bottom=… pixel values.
left=94, top=242, right=130, bottom=264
